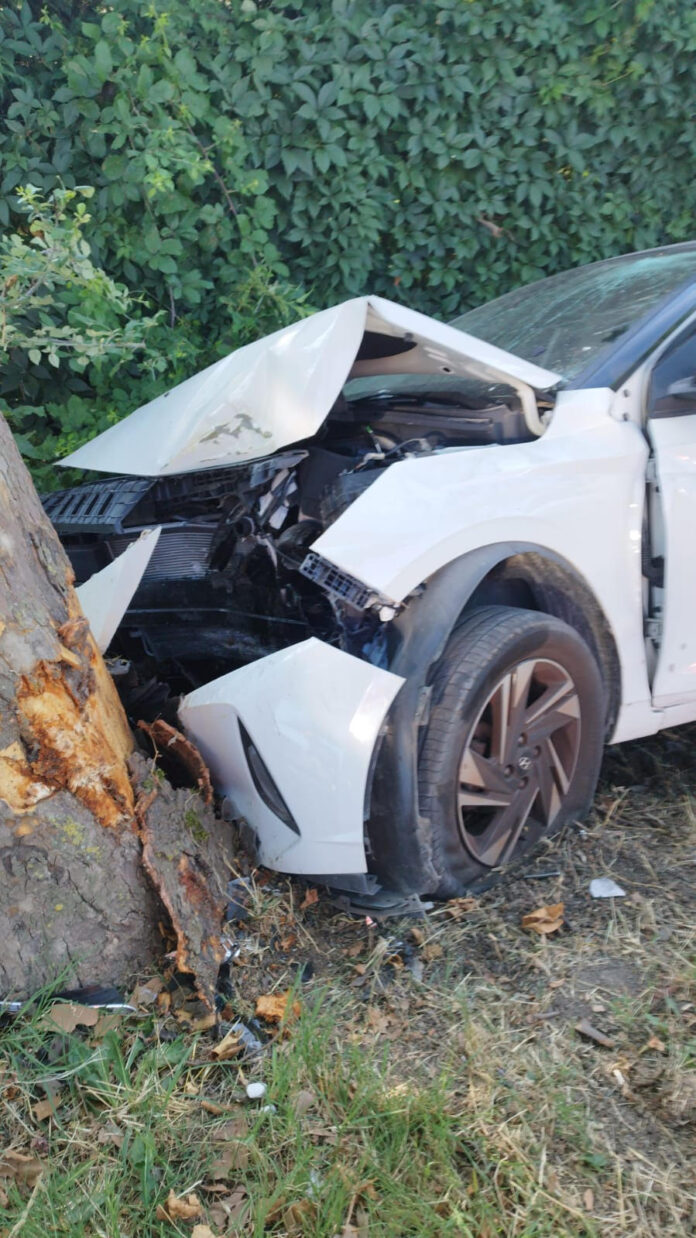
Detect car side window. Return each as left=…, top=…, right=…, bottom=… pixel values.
left=648, top=328, right=696, bottom=418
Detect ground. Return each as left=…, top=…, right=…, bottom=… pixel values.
left=1, top=726, right=694, bottom=1237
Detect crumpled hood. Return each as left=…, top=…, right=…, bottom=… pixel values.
left=60, top=295, right=561, bottom=477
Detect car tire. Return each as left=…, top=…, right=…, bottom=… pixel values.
left=417, top=605, right=606, bottom=897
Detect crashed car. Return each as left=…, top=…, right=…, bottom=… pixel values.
left=44, top=243, right=696, bottom=900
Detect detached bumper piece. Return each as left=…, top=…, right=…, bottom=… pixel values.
left=179, top=638, right=404, bottom=878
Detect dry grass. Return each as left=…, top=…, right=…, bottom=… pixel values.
left=1, top=726, right=695, bottom=1236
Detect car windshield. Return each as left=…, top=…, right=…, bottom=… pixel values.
left=450, top=248, right=696, bottom=380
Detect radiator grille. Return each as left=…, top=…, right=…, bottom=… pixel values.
left=109, top=525, right=216, bottom=581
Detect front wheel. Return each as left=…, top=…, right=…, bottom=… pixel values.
left=417, top=606, right=606, bottom=897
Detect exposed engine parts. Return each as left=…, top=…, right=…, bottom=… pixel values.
left=44, top=388, right=532, bottom=688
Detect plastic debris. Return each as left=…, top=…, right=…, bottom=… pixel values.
left=246, top=1081, right=267, bottom=1100
left=228, top=1020, right=264, bottom=1056
left=225, top=877, right=255, bottom=924
left=590, top=877, right=627, bottom=898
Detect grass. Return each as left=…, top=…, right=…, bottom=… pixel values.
left=1, top=726, right=695, bottom=1236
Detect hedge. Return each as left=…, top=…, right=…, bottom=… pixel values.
left=1, top=0, right=695, bottom=476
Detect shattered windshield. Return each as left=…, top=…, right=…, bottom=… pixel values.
left=450, top=248, right=696, bottom=379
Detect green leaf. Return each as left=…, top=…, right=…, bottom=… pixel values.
left=94, top=39, right=113, bottom=83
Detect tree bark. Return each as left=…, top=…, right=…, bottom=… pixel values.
left=0, top=414, right=228, bottom=1001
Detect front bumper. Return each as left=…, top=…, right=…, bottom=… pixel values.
left=178, top=638, right=404, bottom=877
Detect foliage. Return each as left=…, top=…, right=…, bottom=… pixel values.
left=1, top=0, right=695, bottom=478
left=0, top=184, right=162, bottom=474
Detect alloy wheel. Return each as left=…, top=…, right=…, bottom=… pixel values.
left=457, top=657, right=582, bottom=867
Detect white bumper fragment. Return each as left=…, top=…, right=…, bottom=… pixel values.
left=178, top=638, right=404, bottom=876
left=76, top=527, right=161, bottom=652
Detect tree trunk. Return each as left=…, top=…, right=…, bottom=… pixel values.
left=0, top=414, right=228, bottom=1001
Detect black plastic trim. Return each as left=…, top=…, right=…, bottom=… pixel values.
left=238, top=720, right=300, bottom=835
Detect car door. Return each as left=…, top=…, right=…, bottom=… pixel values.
left=646, top=319, right=696, bottom=706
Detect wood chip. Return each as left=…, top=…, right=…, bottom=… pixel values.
left=575, top=1018, right=615, bottom=1048
left=255, top=991, right=301, bottom=1023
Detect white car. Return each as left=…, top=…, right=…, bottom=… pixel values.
left=46, top=243, right=696, bottom=901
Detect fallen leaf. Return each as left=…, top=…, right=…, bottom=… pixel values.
left=284, top=1199, right=317, bottom=1234
left=173, top=1008, right=218, bottom=1032
left=0, top=1184, right=8, bottom=1206
left=366, top=1007, right=390, bottom=1035
left=445, top=896, right=478, bottom=920
left=293, top=1089, right=316, bottom=1115
left=336, top=1201, right=370, bottom=1237
left=575, top=1019, right=614, bottom=1049
left=209, top=1141, right=249, bottom=1177
left=210, top=1029, right=243, bottom=1061
left=33, top=1095, right=62, bottom=1122
left=192, top=1226, right=219, bottom=1238
left=300, top=887, right=319, bottom=910
left=211, top=1116, right=247, bottom=1140
left=521, top=903, right=565, bottom=935
left=255, top=991, right=301, bottom=1024
left=209, top=1187, right=248, bottom=1230
left=422, top=942, right=444, bottom=961
left=96, top=1121, right=124, bottom=1148
left=40, top=1002, right=99, bottom=1034
left=129, top=977, right=164, bottom=1007
left=548, top=978, right=565, bottom=989
left=93, top=1012, right=125, bottom=1038
left=0, top=1150, right=44, bottom=1188
left=642, top=1033, right=667, bottom=1054
left=264, top=1194, right=288, bottom=1225
left=155, top=1189, right=203, bottom=1221
left=584, top=1188, right=594, bottom=1211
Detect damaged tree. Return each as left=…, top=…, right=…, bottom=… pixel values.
left=0, top=413, right=231, bottom=1002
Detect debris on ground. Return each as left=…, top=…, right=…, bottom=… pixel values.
left=225, top=877, right=255, bottom=924
left=574, top=1018, right=615, bottom=1048
left=255, top=991, right=301, bottom=1024
left=589, top=876, right=627, bottom=898
left=155, top=1189, right=203, bottom=1222
left=521, top=902, right=565, bottom=935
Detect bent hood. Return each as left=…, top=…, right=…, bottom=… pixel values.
left=60, top=296, right=561, bottom=478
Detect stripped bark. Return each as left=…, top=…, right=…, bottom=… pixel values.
left=0, top=413, right=231, bottom=1000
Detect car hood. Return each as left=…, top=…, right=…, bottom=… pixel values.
left=60, top=295, right=561, bottom=477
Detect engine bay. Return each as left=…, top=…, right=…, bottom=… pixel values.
left=44, top=387, right=533, bottom=696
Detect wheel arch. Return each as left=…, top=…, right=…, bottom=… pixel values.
left=365, top=541, right=620, bottom=894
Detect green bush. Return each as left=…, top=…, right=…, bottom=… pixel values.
left=1, top=0, right=695, bottom=478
